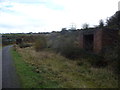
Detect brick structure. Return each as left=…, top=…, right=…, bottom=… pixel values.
left=79, top=28, right=119, bottom=53
left=94, top=29, right=102, bottom=53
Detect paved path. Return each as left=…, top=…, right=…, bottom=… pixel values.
left=2, top=45, right=21, bottom=88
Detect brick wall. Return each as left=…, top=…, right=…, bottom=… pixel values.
left=94, top=29, right=102, bottom=53
left=79, top=28, right=119, bottom=53
left=102, top=29, right=119, bottom=48
left=79, top=32, right=84, bottom=49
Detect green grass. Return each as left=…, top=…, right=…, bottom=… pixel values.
left=11, top=49, right=39, bottom=88
left=11, top=48, right=60, bottom=88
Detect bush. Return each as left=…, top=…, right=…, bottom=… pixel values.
left=13, top=45, right=17, bottom=51
left=47, top=31, right=108, bottom=68
left=86, top=53, right=106, bottom=67
left=51, top=36, right=82, bottom=59
left=16, top=38, right=22, bottom=44
left=34, top=36, right=47, bottom=52
left=102, top=45, right=120, bottom=74
left=19, top=43, right=32, bottom=48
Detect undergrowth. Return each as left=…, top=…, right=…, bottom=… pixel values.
left=11, top=45, right=118, bottom=88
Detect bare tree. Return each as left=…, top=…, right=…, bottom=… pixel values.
left=82, top=23, right=89, bottom=29
left=99, top=19, right=104, bottom=28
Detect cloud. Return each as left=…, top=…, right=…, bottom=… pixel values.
left=0, top=0, right=119, bottom=33
left=0, top=1, right=67, bottom=33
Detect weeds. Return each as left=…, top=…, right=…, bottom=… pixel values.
left=12, top=46, right=118, bottom=88
left=18, top=43, right=32, bottom=48
left=34, top=36, right=47, bottom=52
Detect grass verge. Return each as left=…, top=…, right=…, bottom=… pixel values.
left=11, top=46, right=118, bottom=88
left=11, top=49, right=40, bottom=88
left=11, top=48, right=61, bottom=88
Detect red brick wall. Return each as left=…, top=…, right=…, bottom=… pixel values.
left=94, top=29, right=102, bottom=53
left=79, top=29, right=119, bottom=53
left=79, top=32, right=84, bottom=49
left=102, top=29, right=119, bottom=48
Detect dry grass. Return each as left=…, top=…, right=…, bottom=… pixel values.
left=0, top=45, right=2, bottom=49
left=14, top=45, right=118, bottom=88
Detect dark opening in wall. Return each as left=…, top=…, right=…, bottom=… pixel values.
left=84, top=34, right=94, bottom=51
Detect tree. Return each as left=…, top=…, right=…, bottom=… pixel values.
left=99, top=19, right=104, bottom=28
left=61, top=28, right=67, bottom=34
left=61, top=28, right=67, bottom=31
left=82, top=23, right=89, bottom=29
left=106, top=11, right=120, bottom=29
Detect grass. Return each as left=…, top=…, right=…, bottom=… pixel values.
left=11, top=45, right=118, bottom=88
left=11, top=47, right=61, bottom=88
left=0, top=44, right=2, bottom=49
left=11, top=49, right=40, bottom=88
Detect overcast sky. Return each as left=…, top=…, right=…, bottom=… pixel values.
left=0, top=0, right=119, bottom=33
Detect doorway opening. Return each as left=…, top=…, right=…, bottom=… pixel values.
left=84, top=34, right=94, bottom=51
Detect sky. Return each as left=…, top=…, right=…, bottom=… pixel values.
left=0, top=0, right=119, bottom=33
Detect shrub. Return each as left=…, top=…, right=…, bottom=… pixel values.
left=51, top=36, right=81, bottom=59
left=13, top=45, right=17, bottom=51
left=19, top=43, right=32, bottom=48
left=54, top=38, right=94, bottom=60
left=16, top=38, right=22, bottom=44
left=34, top=36, right=47, bottom=52
left=102, top=45, right=120, bottom=74
left=86, top=53, right=106, bottom=67
left=47, top=31, right=108, bottom=68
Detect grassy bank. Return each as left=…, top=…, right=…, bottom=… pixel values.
left=11, top=46, right=118, bottom=88
left=11, top=48, right=62, bottom=88
left=11, top=49, right=40, bottom=88
left=0, top=44, right=2, bottom=49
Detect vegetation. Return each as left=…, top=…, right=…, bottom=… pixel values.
left=99, top=19, right=104, bottom=28
left=101, top=44, right=120, bottom=74
left=12, top=45, right=118, bottom=88
left=34, top=36, right=47, bottom=52
left=106, top=11, right=120, bottom=29
left=82, top=23, right=89, bottom=29
left=18, top=43, right=32, bottom=48
left=12, top=49, right=41, bottom=88
left=0, top=45, right=1, bottom=47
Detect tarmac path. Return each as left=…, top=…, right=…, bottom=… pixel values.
left=2, top=45, right=21, bottom=88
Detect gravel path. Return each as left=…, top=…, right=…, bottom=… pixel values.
left=2, top=45, right=21, bottom=88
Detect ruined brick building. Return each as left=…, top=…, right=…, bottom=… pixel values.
left=79, top=28, right=119, bottom=53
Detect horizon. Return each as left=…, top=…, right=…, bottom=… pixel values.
left=0, top=0, right=119, bottom=33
